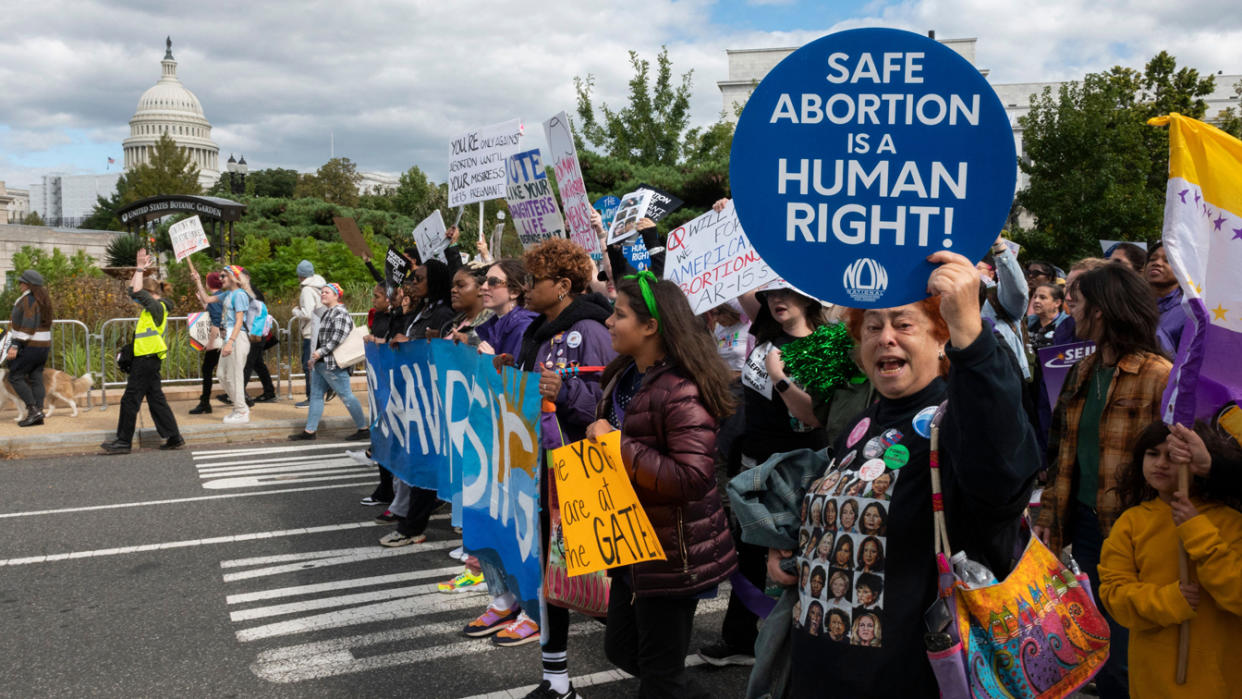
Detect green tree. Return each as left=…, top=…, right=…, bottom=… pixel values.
left=117, top=133, right=202, bottom=204
left=575, top=47, right=693, bottom=166
left=21, top=211, right=45, bottom=226
left=294, top=157, right=361, bottom=206
left=391, top=165, right=446, bottom=222
left=1015, top=52, right=1216, bottom=264
left=80, top=192, right=124, bottom=231
left=248, top=168, right=299, bottom=198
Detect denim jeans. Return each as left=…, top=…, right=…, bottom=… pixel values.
left=306, top=362, right=366, bottom=433
left=479, top=557, right=509, bottom=597
left=1069, top=501, right=1130, bottom=699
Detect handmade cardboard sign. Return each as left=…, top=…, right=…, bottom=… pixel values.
left=730, top=28, right=1017, bottom=307
left=449, top=119, right=523, bottom=207
left=664, top=202, right=779, bottom=314
left=636, top=184, right=683, bottom=222
left=549, top=432, right=666, bottom=576
left=543, top=112, right=602, bottom=259
left=505, top=148, right=566, bottom=247
left=607, top=189, right=654, bottom=244
left=412, top=210, right=449, bottom=263
left=333, top=216, right=370, bottom=258
left=169, top=215, right=212, bottom=261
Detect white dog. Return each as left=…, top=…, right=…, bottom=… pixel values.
left=0, top=368, right=94, bottom=421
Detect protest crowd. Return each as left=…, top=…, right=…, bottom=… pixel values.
left=8, top=31, right=1242, bottom=699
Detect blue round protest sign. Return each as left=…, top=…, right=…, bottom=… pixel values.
left=730, top=28, right=1016, bottom=308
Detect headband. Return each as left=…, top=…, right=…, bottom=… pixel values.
left=324, top=282, right=343, bottom=298
left=624, top=270, right=661, bottom=333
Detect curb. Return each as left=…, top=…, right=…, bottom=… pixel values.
left=0, top=416, right=362, bottom=459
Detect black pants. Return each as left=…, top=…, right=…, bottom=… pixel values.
left=243, top=337, right=275, bottom=394
left=371, top=465, right=394, bottom=501
left=199, top=348, right=220, bottom=402
left=720, top=538, right=766, bottom=651
left=397, top=486, right=440, bottom=536
left=7, top=346, right=48, bottom=409
left=116, top=355, right=180, bottom=445
left=605, top=576, right=706, bottom=699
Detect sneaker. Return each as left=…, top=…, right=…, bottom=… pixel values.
left=294, top=400, right=310, bottom=408
left=223, top=410, right=250, bottom=424
left=345, top=428, right=371, bottom=441
left=375, top=510, right=399, bottom=524
left=379, top=531, right=426, bottom=547
left=522, top=680, right=577, bottom=699
left=461, top=604, right=519, bottom=637
left=347, top=449, right=375, bottom=466
left=287, top=431, right=316, bottom=441
left=253, top=392, right=278, bottom=403
left=216, top=393, right=232, bottom=405
left=244, top=396, right=256, bottom=408
left=160, top=436, right=186, bottom=451
left=324, top=389, right=337, bottom=403
left=437, top=568, right=485, bottom=593
left=188, top=401, right=212, bottom=415
left=493, top=611, right=540, bottom=647
left=696, top=639, right=755, bottom=667
left=359, top=495, right=390, bottom=507
left=448, top=545, right=465, bottom=561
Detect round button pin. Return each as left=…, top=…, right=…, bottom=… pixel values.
left=883, top=444, right=910, bottom=470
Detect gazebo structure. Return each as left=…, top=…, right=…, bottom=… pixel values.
left=116, top=194, right=246, bottom=264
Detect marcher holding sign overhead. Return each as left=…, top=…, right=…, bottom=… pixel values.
left=584, top=271, right=739, bottom=697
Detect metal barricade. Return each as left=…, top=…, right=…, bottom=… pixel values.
left=281, top=313, right=370, bottom=401
left=0, top=318, right=94, bottom=408
left=98, top=315, right=285, bottom=410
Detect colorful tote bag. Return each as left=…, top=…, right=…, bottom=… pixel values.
left=926, top=421, right=1110, bottom=698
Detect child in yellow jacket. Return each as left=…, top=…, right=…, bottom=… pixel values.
left=1100, top=421, right=1242, bottom=698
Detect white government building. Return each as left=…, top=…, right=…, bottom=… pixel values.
left=717, top=35, right=1241, bottom=193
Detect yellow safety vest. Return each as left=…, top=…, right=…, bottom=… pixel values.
left=133, top=301, right=169, bottom=359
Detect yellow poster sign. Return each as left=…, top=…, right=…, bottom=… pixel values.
left=549, top=432, right=666, bottom=576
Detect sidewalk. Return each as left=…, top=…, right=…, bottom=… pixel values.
left=0, top=377, right=372, bottom=459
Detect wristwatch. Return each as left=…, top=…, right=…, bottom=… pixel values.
left=775, top=378, right=791, bottom=393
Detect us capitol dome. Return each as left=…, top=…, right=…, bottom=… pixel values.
left=121, top=37, right=220, bottom=188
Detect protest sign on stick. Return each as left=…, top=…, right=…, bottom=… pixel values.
left=606, top=189, right=654, bottom=244
left=549, top=432, right=666, bottom=577
left=729, top=28, right=1017, bottom=307
left=593, top=196, right=621, bottom=230
left=505, top=148, right=566, bottom=248
left=663, top=201, right=779, bottom=314
left=543, top=112, right=601, bottom=259
left=169, top=215, right=212, bottom=261
left=622, top=237, right=651, bottom=272
left=636, top=184, right=683, bottom=222
left=333, top=217, right=370, bottom=258
left=411, top=210, right=449, bottom=263
left=448, top=119, right=523, bottom=207
left=384, top=245, right=411, bottom=293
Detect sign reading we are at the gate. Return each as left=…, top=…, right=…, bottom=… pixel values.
left=550, top=432, right=665, bottom=577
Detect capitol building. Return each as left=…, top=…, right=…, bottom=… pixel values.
left=122, top=37, right=220, bottom=188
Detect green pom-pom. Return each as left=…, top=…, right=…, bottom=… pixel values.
left=780, top=323, right=863, bottom=397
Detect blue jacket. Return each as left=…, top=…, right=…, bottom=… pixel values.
left=477, top=307, right=537, bottom=358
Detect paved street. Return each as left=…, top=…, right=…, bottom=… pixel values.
left=0, top=442, right=749, bottom=697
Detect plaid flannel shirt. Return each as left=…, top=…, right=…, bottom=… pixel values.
left=1036, top=351, right=1171, bottom=552
left=315, top=305, right=354, bottom=371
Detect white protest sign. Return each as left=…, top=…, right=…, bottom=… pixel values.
left=412, top=210, right=449, bottom=263
left=449, top=119, right=523, bottom=207
left=663, top=202, right=779, bottom=314
left=505, top=148, right=566, bottom=248
left=606, top=189, right=654, bottom=244
left=169, top=215, right=212, bottom=262
left=543, top=112, right=601, bottom=259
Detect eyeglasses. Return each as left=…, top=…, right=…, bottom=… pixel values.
left=1026, top=269, right=1051, bottom=278
left=482, top=276, right=507, bottom=288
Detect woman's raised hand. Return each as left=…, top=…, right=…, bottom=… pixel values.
left=927, top=250, right=983, bottom=349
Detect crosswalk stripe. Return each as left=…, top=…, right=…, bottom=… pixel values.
left=231, top=580, right=485, bottom=622
left=193, top=445, right=376, bottom=491
left=222, top=539, right=457, bottom=582
left=226, top=565, right=463, bottom=604
left=204, top=473, right=376, bottom=490
left=196, top=454, right=359, bottom=472
left=193, top=443, right=358, bottom=458
left=236, top=592, right=491, bottom=642
left=459, top=656, right=710, bottom=699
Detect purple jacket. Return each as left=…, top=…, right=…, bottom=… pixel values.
left=1155, top=287, right=1187, bottom=356
left=517, top=296, right=617, bottom=449
left=476, top=307, right=537, bottom=358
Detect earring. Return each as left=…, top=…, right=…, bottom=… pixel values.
left=938, top=348, right=946, bottom=360
left=558, top=292, right=566, bottom=301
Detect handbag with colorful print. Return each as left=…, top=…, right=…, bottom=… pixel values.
left=543, top=460, right=610, bottom=617
left=925, top=419, right=1110, bottom=698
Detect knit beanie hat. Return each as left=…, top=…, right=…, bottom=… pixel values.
left=297, top=260, right=314, bottom=278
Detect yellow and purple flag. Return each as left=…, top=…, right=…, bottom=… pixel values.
left=1149, top=113, right=1242, bottom=425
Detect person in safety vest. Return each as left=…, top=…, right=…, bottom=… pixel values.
left=101, top=248, right=183, bottom=454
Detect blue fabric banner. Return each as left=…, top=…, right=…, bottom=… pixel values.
left=364, top=341, right=544, bottom=624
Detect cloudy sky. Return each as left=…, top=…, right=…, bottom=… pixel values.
left=2, top=0, right=1240, bottom=190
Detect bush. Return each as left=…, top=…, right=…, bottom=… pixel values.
left=105, top=234, right=147, bottom=268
